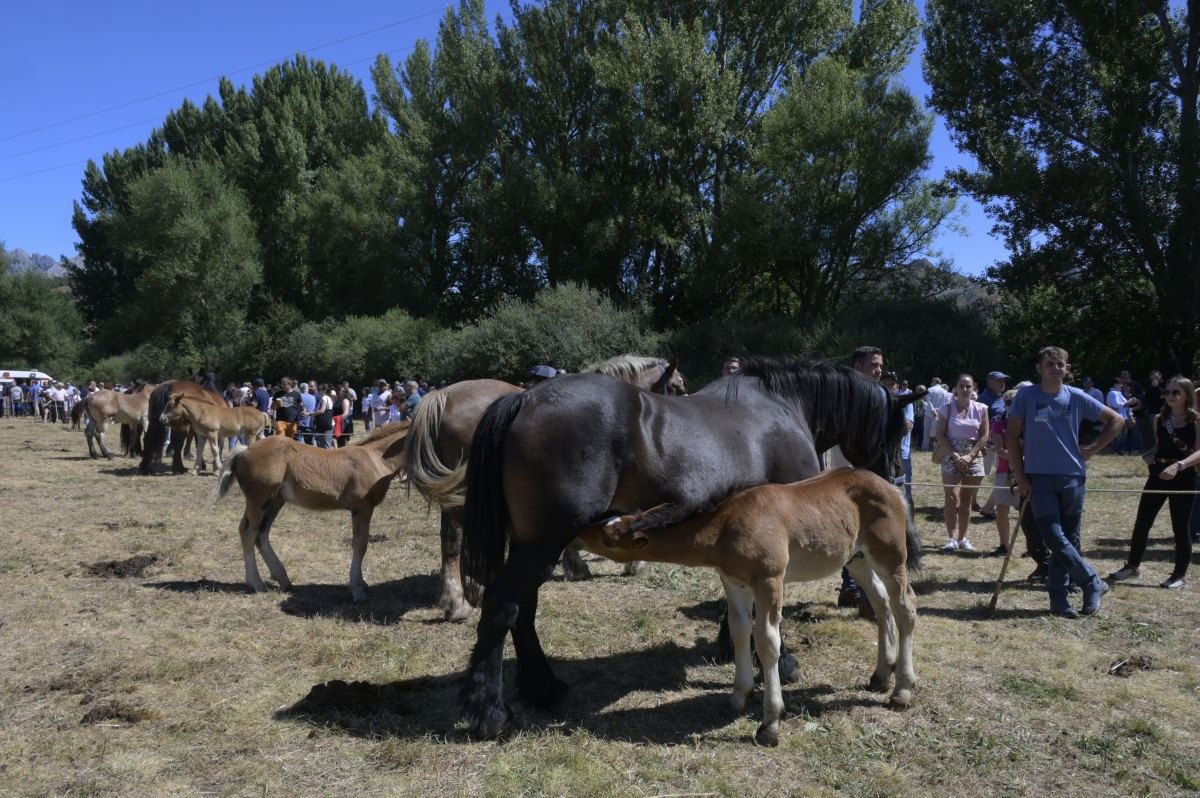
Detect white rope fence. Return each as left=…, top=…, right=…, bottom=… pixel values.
left=904, top=481, right=1200, bottom=496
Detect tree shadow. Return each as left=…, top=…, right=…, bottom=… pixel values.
left=276, top=573, right=443, bottom=625
left=273, top=640, right=892, bottom=745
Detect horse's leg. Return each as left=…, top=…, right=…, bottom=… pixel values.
left=883, top=567, right=918, bottom=708
left=239, top=503, right=270, bottom=593
left=211, top=432, right=224, bottom=474
left=751, top=575, right=786, bottom=747
left=622, top=559, right=647, bottom=576
left=171, top=427, right=187, bottom=474
left=722, top=576, right=756, bottom=716
left=347, top=506, right=373, bottom=603
left=560, top=542, right=592, bottom=580
left=96, top=419, right=114, bottom=460
left=438, top=510, right=472, bottom=621
left=716, top=613, right=800, bottom=684
left=462, top=541, right=561, bottom=737
left=847, top=554, right=898, bottom=693
left=512, top=542, right=572, bottom=709
left=85, top=419, right=98, bottom=458
left=192, top=435, right=207, bottom=475
left=255, top=498, right=292, bottom=591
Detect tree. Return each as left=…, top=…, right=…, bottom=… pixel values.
left=111, top=159, right=262, bottom=366
left=0, top=245, right=85, bottom=377
left=925, top=0, right=1200, bottom=372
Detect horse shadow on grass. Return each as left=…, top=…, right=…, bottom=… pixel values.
left=273, top=639, right=885, bottom=745
left=145, top=573, right=444, bottom=625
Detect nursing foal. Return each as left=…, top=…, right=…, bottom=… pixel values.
left=576, top=467, right=918, bottom=746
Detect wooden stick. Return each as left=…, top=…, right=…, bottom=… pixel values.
left=986, top=495, right=1032, bottom=617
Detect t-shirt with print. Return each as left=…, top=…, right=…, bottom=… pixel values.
left=273, top=389, right=302, bottom=422
left=1010, top=384, right=1105, bottom=476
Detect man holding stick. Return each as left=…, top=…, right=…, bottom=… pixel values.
left=1007, top=346, right=1123, bottom=618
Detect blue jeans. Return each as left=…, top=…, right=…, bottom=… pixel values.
left=901, top=456, right=913, bottom=505
left=1029, top=474, right=1097, bottom=610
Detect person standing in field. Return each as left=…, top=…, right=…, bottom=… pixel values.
left=988, top=390, right=1018, bottom=556
left=923, top=377, right=950, bottom=451
left=977, top=371, right=1009, bottom=520
left=272, top=377, right=302, bottom=439
left=1108, top=375, right=1196, bottom=589
left=936, top=374, right=989, bottom=552
left=1008, top=346, right=1123, bottom=618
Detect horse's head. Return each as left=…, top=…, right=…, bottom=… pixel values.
left=652, top=356, right=687, bottom=396
left=159, top=394, right=187, bottom=425
left=849, top=386, right=926, bottom=480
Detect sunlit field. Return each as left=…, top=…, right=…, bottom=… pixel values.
left=1, top=417, right=1197, bottom=798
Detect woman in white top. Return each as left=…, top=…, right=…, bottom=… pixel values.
left=936, top=374, right=990, bottom=552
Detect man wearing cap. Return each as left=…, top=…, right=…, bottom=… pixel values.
left=977, top=371, right=1010, bottom=519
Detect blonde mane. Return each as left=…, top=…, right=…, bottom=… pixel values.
left=584, top=354, right=665, bottom=382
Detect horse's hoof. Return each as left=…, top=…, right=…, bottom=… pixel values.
left=351, top=591, right=368, bottom=604
left=519, top=675, right=569, bottom=709
left=622, top=560, right=648, bottom=576
left=754, top=724, right=780, bottom=747
left=889, top=689, right=913, bottom=709
left=867, top=672, right=893, bottom=693
left=464, top=702, right=512, bottom=740
left=779, top=649, right=800, bottom=684
left=729, top=690, right=750, bottom=714
left=443, top=603, right=473, bottom=623
left=563, top=565, right=593, bottom=582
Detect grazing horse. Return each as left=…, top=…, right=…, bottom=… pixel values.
left=214, top=422, right=410, bottom=602
left=81, top=389, right=152, bottom=460
left=459, top=357, right=923, bottom=738
left=577, top=468, right=919, bottom=746
left=140, top=374, right=226, bottom=475
left=404, top=355, right=686, bottom=621
left=160, top=395, right=270, bottom=474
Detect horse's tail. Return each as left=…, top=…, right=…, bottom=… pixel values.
left=904, top=500, right=923, bottom=573
left=71, top=396, right=87, bottom=428
left=404, top=390, right=466, bottom=508
left=462, top=392, right=530, bottom=588
left=214, top=447, right=245, bottom=502
left=140, top=383, right=173, bottom=474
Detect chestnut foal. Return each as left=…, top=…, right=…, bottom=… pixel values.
left=577, top=467, right=919, bottom=746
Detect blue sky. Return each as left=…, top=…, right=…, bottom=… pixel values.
left=0, top=0, right=1007, bottom=275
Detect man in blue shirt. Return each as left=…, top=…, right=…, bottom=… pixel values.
left=1008, top=346, right=1122, bottom=618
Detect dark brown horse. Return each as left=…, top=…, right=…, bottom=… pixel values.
left=139, top=372, right=226, bottom=475
left=403, top=356, right=685, bottom=621
left=459, top=357, right=923, bottom=738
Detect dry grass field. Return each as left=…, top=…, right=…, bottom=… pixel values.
left=1, top=416, right=1198, bottom=798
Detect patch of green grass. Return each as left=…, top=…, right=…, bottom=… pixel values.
left=999, top=673, right=1079, bottom=704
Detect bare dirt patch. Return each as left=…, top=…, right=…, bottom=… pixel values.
left=82, top=554, right=160, bottom=578
left=80, top=700, right=154, bottom=725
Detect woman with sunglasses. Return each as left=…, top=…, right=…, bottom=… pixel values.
left=1109, top=375, right=1197, bottom=589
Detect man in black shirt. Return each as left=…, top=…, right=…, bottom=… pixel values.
left=272, top=377, right=302, bottom=439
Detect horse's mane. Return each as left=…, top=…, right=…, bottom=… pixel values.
left=736, top=356, right=886, bottom=454
left=351, top=420, right=411, bottom=446
left=584, top=354, right=664, bottom=381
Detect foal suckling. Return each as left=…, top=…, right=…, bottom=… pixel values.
left=576, top=467, right=919, bottom=746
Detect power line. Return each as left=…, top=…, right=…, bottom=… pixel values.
left=0, top=116, right=165, bottom=162
left=0, top=5, right=451, bottom=144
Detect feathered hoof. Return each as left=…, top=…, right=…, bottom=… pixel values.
left=442, top=601, right=473, bottom=623
left=519, top=674, right=569, bottom=709
left=779, top=650, right=801, bottom=684
left=867, top=672, right=893, bottom=693
left=463, top=702, right=512, bottom=740
left=622, top=560, right=648, bottom=576
left=888, top=688, right=913, bottom=709
left=754, top=723, right=780, bottom=747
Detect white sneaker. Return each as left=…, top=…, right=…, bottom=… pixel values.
left=1108, top=567, right=1140, bottom=582
left=941, top=538, right=959, bottom=551
left=959, top=539, right=976, bottom=552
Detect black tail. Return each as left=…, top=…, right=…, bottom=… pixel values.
left=462, top=392, right=531, bottom=588
left=904, top=502, right=923, bottom=573
left=140, top=383, right=173, bottom=474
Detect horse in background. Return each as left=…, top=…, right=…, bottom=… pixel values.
left=214, top=422, right=410, bottom=602
left=578, top=468, right=919, bottom=746
left=403, top=355, right=687, bottom=621
left=584, top=354, right=685, bottom=395
left=140, top=371, right=225, bottom=475
left=81, top=388, right=153, bottom=460
left=160, top=395, right=270, bottom=474
left=458, top=357, right=923, bottom=738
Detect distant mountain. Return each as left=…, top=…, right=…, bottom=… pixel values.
left=3, top=248, right=72, bottom=278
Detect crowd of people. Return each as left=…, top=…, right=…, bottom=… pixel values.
left=0, top=377, right=85, bottom=423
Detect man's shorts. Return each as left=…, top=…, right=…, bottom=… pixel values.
left=992, top=472, right=1019, bottom=507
